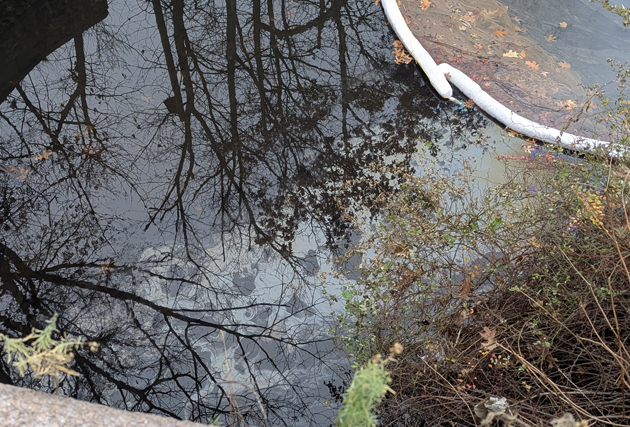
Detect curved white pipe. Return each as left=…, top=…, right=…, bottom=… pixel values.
left=439, top=64, right=626, bottom=157
left=381, top=0, right=627, bottom=158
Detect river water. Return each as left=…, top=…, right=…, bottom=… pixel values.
left=0, top=0, right=627, bottom=425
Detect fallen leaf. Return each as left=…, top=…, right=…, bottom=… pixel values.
left=420, top=0, right=431, bottom=11
left=503, top=50, right=519, bottom=58
left=565, top=100, right=577, bottom=111
left=525, top=60, right=539, bottom=70
left=392, top=41, right=413, bottom=64
left=540, top=71, right=549, bottom=77
left=494, top=28, right=508, bottom=37
left=480, top=8, right=502, bottom=19
left=470, top=33, right=478, bottom=38
left=513, top=16, right=522, bottom=23
left=35, top=150, right=53, bottom=161
left=474, top=43, right=483, bottom=49
left=464, top=99, right=475, bottom=109
left=462, top=13, right=475, bottom=23
left=545, top=34, right=557, bottom=42
left=480, top=327, right=497, bottom=351
left=393, top=242, right=409, bottom=255
left=545, top=352, right=559, bottom=368
left=458, top=277, right=472, bottom=297
left=558, top=61, right=571, bottom=69
left=559, top=22, right=568, bottom=28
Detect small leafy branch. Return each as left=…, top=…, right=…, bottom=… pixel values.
left=335, top=343, right=402, bottom=427
left=0, top=314, right=98, bottom=380
left=593, top=0, right=630, bottom=26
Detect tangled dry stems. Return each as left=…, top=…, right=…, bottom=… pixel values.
left=336, top=157, right=630, bottom=426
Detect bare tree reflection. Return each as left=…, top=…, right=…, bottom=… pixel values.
left=0, top=0, right=485, bottom=425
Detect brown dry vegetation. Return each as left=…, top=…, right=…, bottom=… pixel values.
left=333, top=154, right=630, bottom=426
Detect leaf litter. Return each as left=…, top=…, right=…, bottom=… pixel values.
left=397, top=0, right=594, bottom=132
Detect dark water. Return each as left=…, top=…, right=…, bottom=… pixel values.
left=0, top=0, right=485, bottom=425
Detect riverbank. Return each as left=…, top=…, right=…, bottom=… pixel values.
left=333, top=150, right=630, bottom=425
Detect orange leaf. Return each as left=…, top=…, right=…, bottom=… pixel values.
left=420, top=0, right=431, bottom=11
left=525, top=60, right=539, bottom=70
left=559, top=22, right=568, bottom=28
left=494, top=29, right=508, bottom=37
left=558, top=61, right=571, bottom=69
left=392, top=40, right=413, bottom=64
left=35, top=150, right=53, bottom=161
left=503, top=50, right=519, bottom=58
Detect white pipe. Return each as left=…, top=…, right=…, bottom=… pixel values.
left=439, top=64, right=626, bottom=157
left=381, top=0, right=627, bottom=158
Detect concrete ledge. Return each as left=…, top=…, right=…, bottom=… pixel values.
left=0, top=383, right=210, bottom=427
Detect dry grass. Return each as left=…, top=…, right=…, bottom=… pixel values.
left=335, top=157, right=630, bottom=426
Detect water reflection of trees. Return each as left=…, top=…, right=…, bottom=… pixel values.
left=0, top=0, right=485, bottom=424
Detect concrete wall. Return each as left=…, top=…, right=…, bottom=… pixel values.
left=0, top=383, right=214, bottom=427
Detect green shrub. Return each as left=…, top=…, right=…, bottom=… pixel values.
left=593, top=0, right=630, bottom=26
left=335, top=344, right=401, bottom=427
left=0, top=314, right=98, bottom=381
left=332, top=143, right=630, bottom=424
